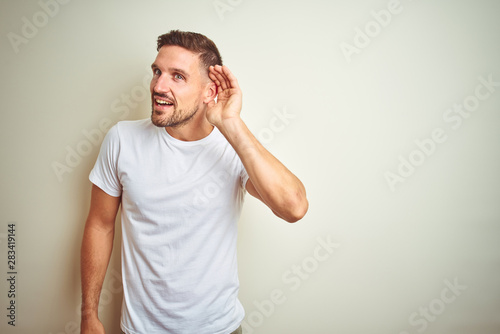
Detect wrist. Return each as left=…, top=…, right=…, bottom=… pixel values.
left=216, top=116, right=263, bottom=158
left=81, top=304, right=99, bottom=321
left=216, top=115, right=244, bottom=138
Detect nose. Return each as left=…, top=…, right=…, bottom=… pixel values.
left=151, top=74, right=170, bottom=95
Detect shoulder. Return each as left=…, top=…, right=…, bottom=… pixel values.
left=115, top=118, right=153, bottom=134
left=101, top=119, right=154, bottom=148
left=107, top=119, right=155, bottom=140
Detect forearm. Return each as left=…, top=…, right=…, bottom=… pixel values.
left=218, top=116, right=308, bottom=222
left=80, top=221, right=115, bottom=321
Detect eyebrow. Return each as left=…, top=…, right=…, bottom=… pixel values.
left=151, top=63, right=190, bottom=79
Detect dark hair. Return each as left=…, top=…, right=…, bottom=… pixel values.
left=156, top=30, right=223, bottom=74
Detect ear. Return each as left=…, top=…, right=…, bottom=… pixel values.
left=203, top=80, right=217, bottom=104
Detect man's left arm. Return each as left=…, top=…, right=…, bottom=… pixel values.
left=207, top=65, right=308, bottom=223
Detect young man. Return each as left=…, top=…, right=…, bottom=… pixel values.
left=80, top=30, right=308, bottom=334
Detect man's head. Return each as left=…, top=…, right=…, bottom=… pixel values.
left=150, top=30, right=222, bottom=129
left=157, top=30, right=222, bottom=78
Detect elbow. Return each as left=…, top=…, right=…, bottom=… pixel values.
left=282, top=196, right=309, bottom=223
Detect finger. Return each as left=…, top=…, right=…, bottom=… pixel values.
left=208, top=72, right=219, bottom=96
left=220, top=65, right=240, bottom=91
left=209, top=68, right=224, bottom=97
left=209, top=66, right=221, bottom=88
left=211, top=65, right=230, bottom=91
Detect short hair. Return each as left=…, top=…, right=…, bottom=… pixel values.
left=156, top=30, right=223, bottom=75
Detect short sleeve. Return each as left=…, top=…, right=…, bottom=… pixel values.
left=89, top=124, right=122, bottom=197
left=239, top=160, right=249, bottom=189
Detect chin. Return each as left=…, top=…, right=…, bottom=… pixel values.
left=151, top=113, right=167, bottom=127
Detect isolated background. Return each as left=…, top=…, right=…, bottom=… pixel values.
left=1, top=0, right=499, bottom=333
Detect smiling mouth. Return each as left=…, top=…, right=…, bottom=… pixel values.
left=155, top=98, right=174, bottom=106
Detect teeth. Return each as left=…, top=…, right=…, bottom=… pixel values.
left=156, top=99, right=173, bottom=105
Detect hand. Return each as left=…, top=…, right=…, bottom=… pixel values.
left=81, top=317, right=106, bottom=334
left=207, top=65, right=242, bottom=128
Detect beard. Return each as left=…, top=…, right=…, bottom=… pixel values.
left=151, top=103, right=199, bottom=128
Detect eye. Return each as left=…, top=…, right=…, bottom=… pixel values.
left=153, top=68, right=161, bottom=76
left=174, top=73, right=184, bottom=80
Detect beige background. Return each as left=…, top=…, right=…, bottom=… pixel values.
left=1, top=0, right=499, bottom=333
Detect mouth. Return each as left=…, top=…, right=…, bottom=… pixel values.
left=153, top=96, right=175, bottom=110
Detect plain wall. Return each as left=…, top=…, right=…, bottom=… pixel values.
left=1, top=0, right=499, bottom=333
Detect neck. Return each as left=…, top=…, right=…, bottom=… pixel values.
left=164, top=111, right=214, bottom=141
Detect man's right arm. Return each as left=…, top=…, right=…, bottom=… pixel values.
left=80, top=184, right=121, bottom=334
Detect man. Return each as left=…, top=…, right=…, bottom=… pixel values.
left=80, top=30, right=308, bottom=334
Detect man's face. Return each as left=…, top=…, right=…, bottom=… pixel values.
left=150, top=45, right=208, bottom=128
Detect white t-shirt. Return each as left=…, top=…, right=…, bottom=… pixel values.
left=89, top=119, right=248, bottom=334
